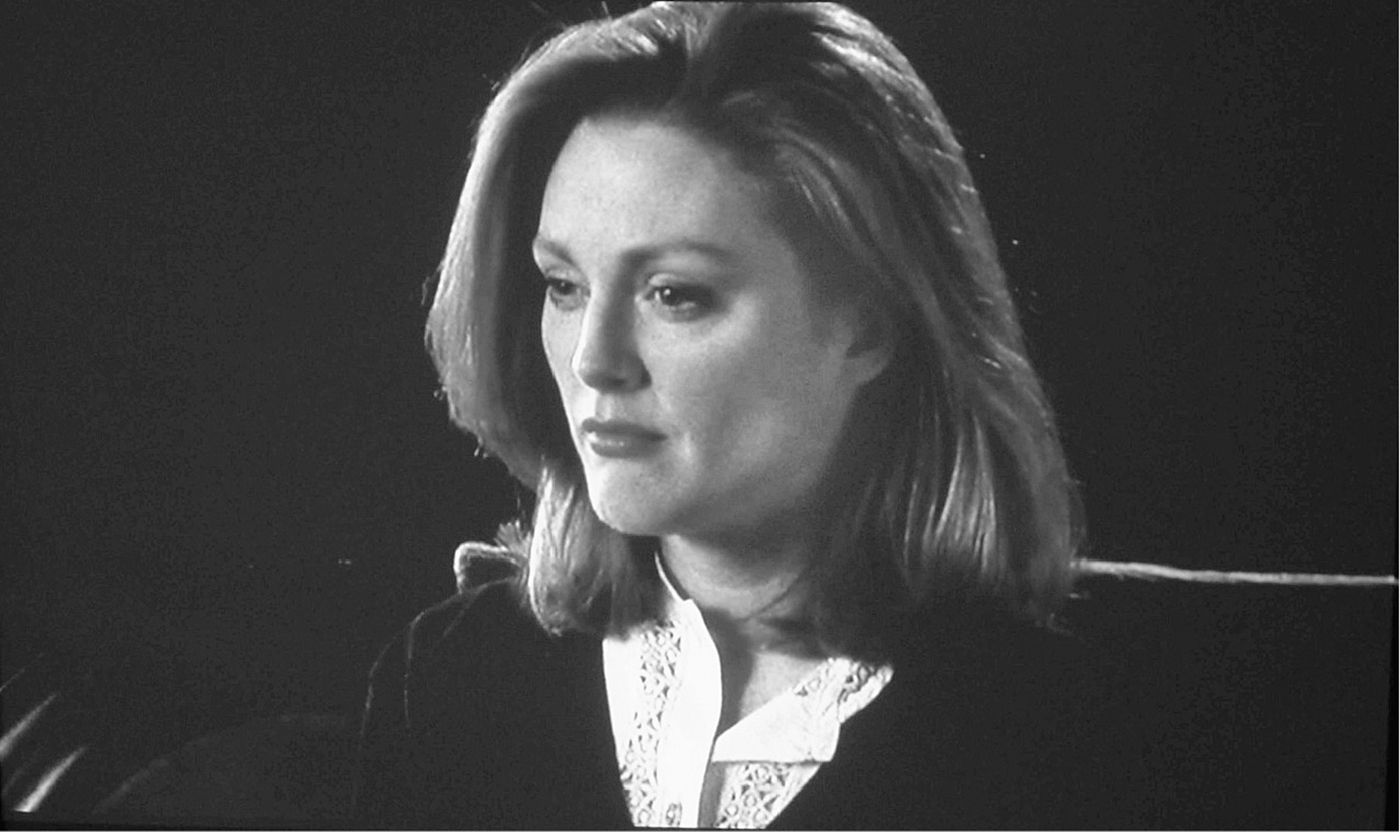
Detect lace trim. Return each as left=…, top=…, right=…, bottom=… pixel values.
left=714, top=660, right=888, bottom=828
left=716, top=761, right=811, bottom=829
left=792, top=657, right=878, bottom=701
left=618, top=622, right=682, bottom=827
left=613, top=618, right=891, bottom=829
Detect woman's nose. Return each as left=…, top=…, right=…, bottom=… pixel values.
left=571, top=297, right=647, bottom=392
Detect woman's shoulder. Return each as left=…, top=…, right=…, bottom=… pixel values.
left=372, top=588, right=551, bottom=706
left=827, top=603, right=1148, bottom=827
left=889, top=599, right=1135, bottom=762
left=363, top=564, right=597, bottom=742
left=892, top=598, right=1098, bottom=679
left=401, top=577, right=527, bottom=658
left=355, top=553, right=622, bottom=827
left=379, top=543, right=530, bottom=663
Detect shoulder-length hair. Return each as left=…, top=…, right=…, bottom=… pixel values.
left=427, top=1, right=1083, bottom=659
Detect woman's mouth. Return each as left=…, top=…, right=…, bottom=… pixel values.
left=580, top=418, right=666, bottom=458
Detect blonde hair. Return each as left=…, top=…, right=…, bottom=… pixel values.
left=426, top=2, right=1082, bottom=658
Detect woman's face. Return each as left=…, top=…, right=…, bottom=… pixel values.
left=534, top=115, right=886, bottom=546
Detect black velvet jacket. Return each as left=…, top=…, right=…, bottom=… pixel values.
left=353, top=579, right=1149, bottom=829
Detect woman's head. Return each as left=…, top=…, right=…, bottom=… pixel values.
left=535, top=112, right=889, bottom=551
left=428, top=2, right=1082, bottom=655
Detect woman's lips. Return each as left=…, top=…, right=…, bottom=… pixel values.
left=580, top=418, right=665, bottom=458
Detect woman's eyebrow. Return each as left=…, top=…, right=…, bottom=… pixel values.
left=633, top=239, right=741, bottom=266
left=531, top=235, right=572, bottom=263
left=531, top=234, right=741, bottom=268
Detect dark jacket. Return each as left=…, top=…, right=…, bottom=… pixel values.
left=354, top=579, right=1149, bottom=829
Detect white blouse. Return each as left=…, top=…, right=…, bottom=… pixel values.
left=603, top=564, right=893, bottom=829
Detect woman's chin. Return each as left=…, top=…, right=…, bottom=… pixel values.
left=590, top=499, right=673, bottom=537
left=586, top=484, right=698, bottom=538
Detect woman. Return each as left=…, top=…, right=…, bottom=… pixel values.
left=357, top=3, right=1140, bottom=827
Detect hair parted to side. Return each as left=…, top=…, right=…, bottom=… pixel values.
left=426, top=1, right=1083, bottom=658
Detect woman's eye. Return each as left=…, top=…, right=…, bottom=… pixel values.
left=647, top=283, right=714, bottom=316
left=541, top=275, right=585, bottom=310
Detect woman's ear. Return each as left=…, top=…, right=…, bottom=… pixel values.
left=841, top=301, right=895, bottom=386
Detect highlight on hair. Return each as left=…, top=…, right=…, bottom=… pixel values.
left=426, top=2, right=1083, bottom=658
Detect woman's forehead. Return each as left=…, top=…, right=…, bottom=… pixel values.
left=534, top=115, right=786, bottom=267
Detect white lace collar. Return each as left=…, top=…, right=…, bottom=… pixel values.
left=602, top=558, right=893, bottom=828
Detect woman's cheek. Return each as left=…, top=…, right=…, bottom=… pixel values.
left=541, top=310, right=578, bottom=396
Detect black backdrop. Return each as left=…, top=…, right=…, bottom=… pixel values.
left=3, top=0, right=1394, bottom=735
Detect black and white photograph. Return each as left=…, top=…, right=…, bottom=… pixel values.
left=3, top=1, right=1394, bottom=828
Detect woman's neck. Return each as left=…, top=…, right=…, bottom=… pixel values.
left=659, top=534, right=828, bottom=735
left=658, top=534, right=818, bottom=655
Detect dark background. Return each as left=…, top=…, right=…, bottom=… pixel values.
left=2, top=0, right=1394, bottom=799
